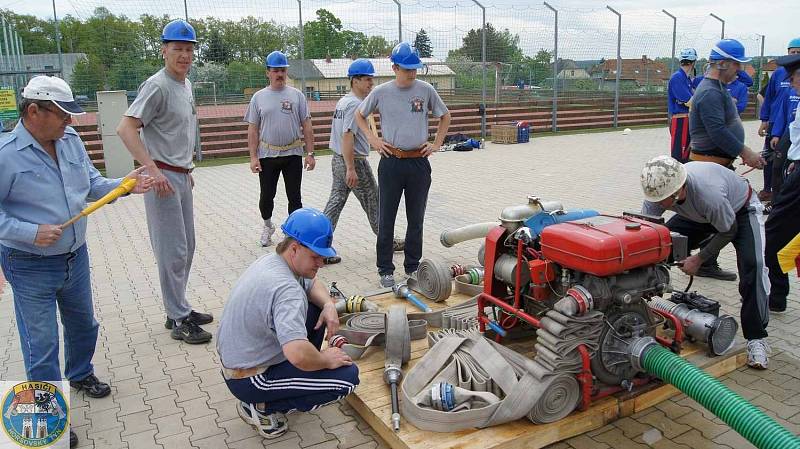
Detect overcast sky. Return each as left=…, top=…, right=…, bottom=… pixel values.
left=4, top=0, right=797, bottom=59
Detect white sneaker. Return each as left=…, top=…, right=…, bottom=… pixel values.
left=260, top=223, right=276, bottom=247
left=237, top=401, right=288, bottom=439
left=746, top=339, right=770, bottom=369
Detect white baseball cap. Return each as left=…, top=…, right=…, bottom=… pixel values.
left=22, top=75, right=85, bottom=115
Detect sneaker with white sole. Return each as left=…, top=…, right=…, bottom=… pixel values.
left=237, top=401, right=288, bottom=439
left=746, top=339, right=770, bottom=369
left=379, top=274, right=395, bottom=288
left=260, top=223, right=276, bottom=247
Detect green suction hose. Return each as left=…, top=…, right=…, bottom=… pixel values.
left=633, top=339, right=800, bottom=449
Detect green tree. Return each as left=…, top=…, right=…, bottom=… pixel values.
left=449, top=23, right=523, bottom=63
left=70, top=55, right=105, bottom=97
left=204, top=28, right=231, bottom=64
left=341, top=30, right=368, bottom=58
left=303, top=9, right=344, bottom=58
left=363, top=35, right=393, bottom=58
left=0, top=10, right=56, bottom=54
left=414, top=29, right=432, bottom=58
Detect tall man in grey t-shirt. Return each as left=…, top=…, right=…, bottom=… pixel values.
left=640, top=156, right=771, bottom=369
left=217, top=208, right=357, bottom=439
left=354, top=43, right=451, bottom=287
left=117, top=19, right=213, bottom=344
left=246, top=50, right=316, bottom=248
left=322, top=59, right=403, bottom=258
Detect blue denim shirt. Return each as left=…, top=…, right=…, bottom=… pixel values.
left=0, top=120, right=121, bottom=255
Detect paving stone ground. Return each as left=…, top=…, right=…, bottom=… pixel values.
left=1, top=121, right=798, bottom=449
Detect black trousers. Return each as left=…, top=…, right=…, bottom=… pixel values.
left=376, top=157, right=431, bottom=275
left=666, top=212, right=770, bottom=340
left=258, top=155, right=303, bottom=220
left=763, top=123, right=774, bottom=193
left=765, top=165, right=800, bottom=310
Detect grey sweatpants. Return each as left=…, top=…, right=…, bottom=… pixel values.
left=144, top=170, right=195, bottom=321
left=323, top=154, right=379, bottom=235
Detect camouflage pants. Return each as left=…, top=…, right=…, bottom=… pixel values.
left=323, top=154, right=379, bottom=235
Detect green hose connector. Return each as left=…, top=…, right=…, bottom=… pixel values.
left=640, top=342, right=800, bottom=449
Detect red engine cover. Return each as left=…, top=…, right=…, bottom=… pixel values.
left=539, top=215, right=671, bottom=276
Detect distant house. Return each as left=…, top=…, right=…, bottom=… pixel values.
left=590, top=56, right=670, bottom=91
left=286, top=57, right=456, bottom=96
left=553, top=59, right=590, bottom=80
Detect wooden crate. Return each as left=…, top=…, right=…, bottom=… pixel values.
left=346, top=291, right=747, bottom=449
left=490, top=123, right=518, bottom=144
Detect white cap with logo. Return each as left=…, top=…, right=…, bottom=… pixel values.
left=22, top=76, right=85, bottom=115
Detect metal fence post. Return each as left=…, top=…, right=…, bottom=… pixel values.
left=393, top=0, right=402, bottom=43
left=544, top=2, right=558, bottom=132
left=52, top=0, right=64, bottom=78
left=662, top=9, right=676, bottom=75
left=471, top=0, right=486, bottom=140
left=607, top=6, right=621, bottom=128
left=757, top=34, right=765, bottom=119
left=297, top=0, right=306, bottom=95
left=183, top=0, right=189, bottom=20
left=710, top=13, right=724, bottom=39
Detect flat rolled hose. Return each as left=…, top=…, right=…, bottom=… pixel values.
left=409, top=259, right=452, bottom=302
left=527, top=373, right=581, bottom=424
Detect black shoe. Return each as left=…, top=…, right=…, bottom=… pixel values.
left=171, top=320, right=213, bottom=344
left=165, top=310, right=214, bottom=330
left=769, top=302, right=787, bottom=313
left=70, top=430, right=78, bottom=448
left=324, top=256, right=342, bottom=265
left=70, top=374, right=111, bottom=399
left=695, top=263, right=737, bottom=281
left=393, top=239, right=405, bottom=252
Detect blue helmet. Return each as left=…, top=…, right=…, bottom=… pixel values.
left=281, top=208, right=336, bottom=257
left=161, top=19, right=197, bottom=43
left=709, top=39, right=751, bottom=63
left=390, top=42, right=423, bottom=70
left=789, top=38, right=800, bottom=50
left=348, top=59, right=376, bottom=77
left=678, top=48, right=697, bottom=62
left=265, top=51, right=290, bottom=68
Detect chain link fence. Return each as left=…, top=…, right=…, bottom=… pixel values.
left=0, top=0, right=777, bottom=134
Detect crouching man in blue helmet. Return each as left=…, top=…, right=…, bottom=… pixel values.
left=667, top=48, right=697, bottom=163
left=354, top=42, right=451, bottom=287
left=217, top=208, right=358, bottom=439
left=118, top=19, right=215, bottom=344
left=323, top=58, right=404, bottom=260
left=246, top=50, right=316, bottom=248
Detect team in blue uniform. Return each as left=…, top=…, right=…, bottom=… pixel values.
left=667, top=48, right=697, bottom=163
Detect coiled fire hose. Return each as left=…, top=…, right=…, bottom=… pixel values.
left=631, top=338, right=800, bottom=449
left=408, top=259, right=453, bottom=302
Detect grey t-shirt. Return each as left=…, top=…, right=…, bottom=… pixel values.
left=244, top=86, right=310, bottom=159
left=217, top=253, right=314, bottom=369
left=642, top=161, right=752, bottom=232
left=359, top=80, right=448, bottom=150
left=125, top=68, right=197, bottom=169
left=689, top=77, right=745, bottom=159
left=330, top=93, right=370, bottom=157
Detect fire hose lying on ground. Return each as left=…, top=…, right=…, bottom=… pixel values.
left=395, top=195, right=800, bottom=448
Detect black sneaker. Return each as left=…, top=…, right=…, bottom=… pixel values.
left=69, top=374, right=111, bottom=399
left=695, top=263, right=737, bottom=281
left=324, top=256, right=342, bottom=265
left=165, top=310, right=214, bottom=330
left=170, top=320, right=213, bottom=344
left=70, top=430, right=78, bottom=448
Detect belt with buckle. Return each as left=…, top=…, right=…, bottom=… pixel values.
left=260, top=139, right=304, bottom=152
left=689, top=151, right=734, bottom=168
left=154, top=160, right=193, bottom=174
left=385, top=144, right=426, bottom=159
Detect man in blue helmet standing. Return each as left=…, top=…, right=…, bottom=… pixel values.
left=217, top=207, right=358, bottom=440
left=761, top=38, right=800, bottom=202
left=246, top=50, right=316, bottom=248
left=322, top=58, right=403, bottom=257
left=118, top=19, right=214, bottom=344
left=354, top=42, right=451, bottom=287
left=667, top=48, right=697, bottom=163
left=682, top=39, right=766, bottom=282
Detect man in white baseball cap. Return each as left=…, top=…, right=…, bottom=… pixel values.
left=0, top=76, right=152, bottom=448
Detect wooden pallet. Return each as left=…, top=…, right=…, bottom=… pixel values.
left=346, top=291, right=746, bottom=449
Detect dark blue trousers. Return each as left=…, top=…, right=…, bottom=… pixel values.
left=224, top=304, right=359, bottom=414
left=376, top=156, right=432, bottom=275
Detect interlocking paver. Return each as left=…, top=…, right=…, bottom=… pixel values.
left=2, top=121, right=798, bottom=449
